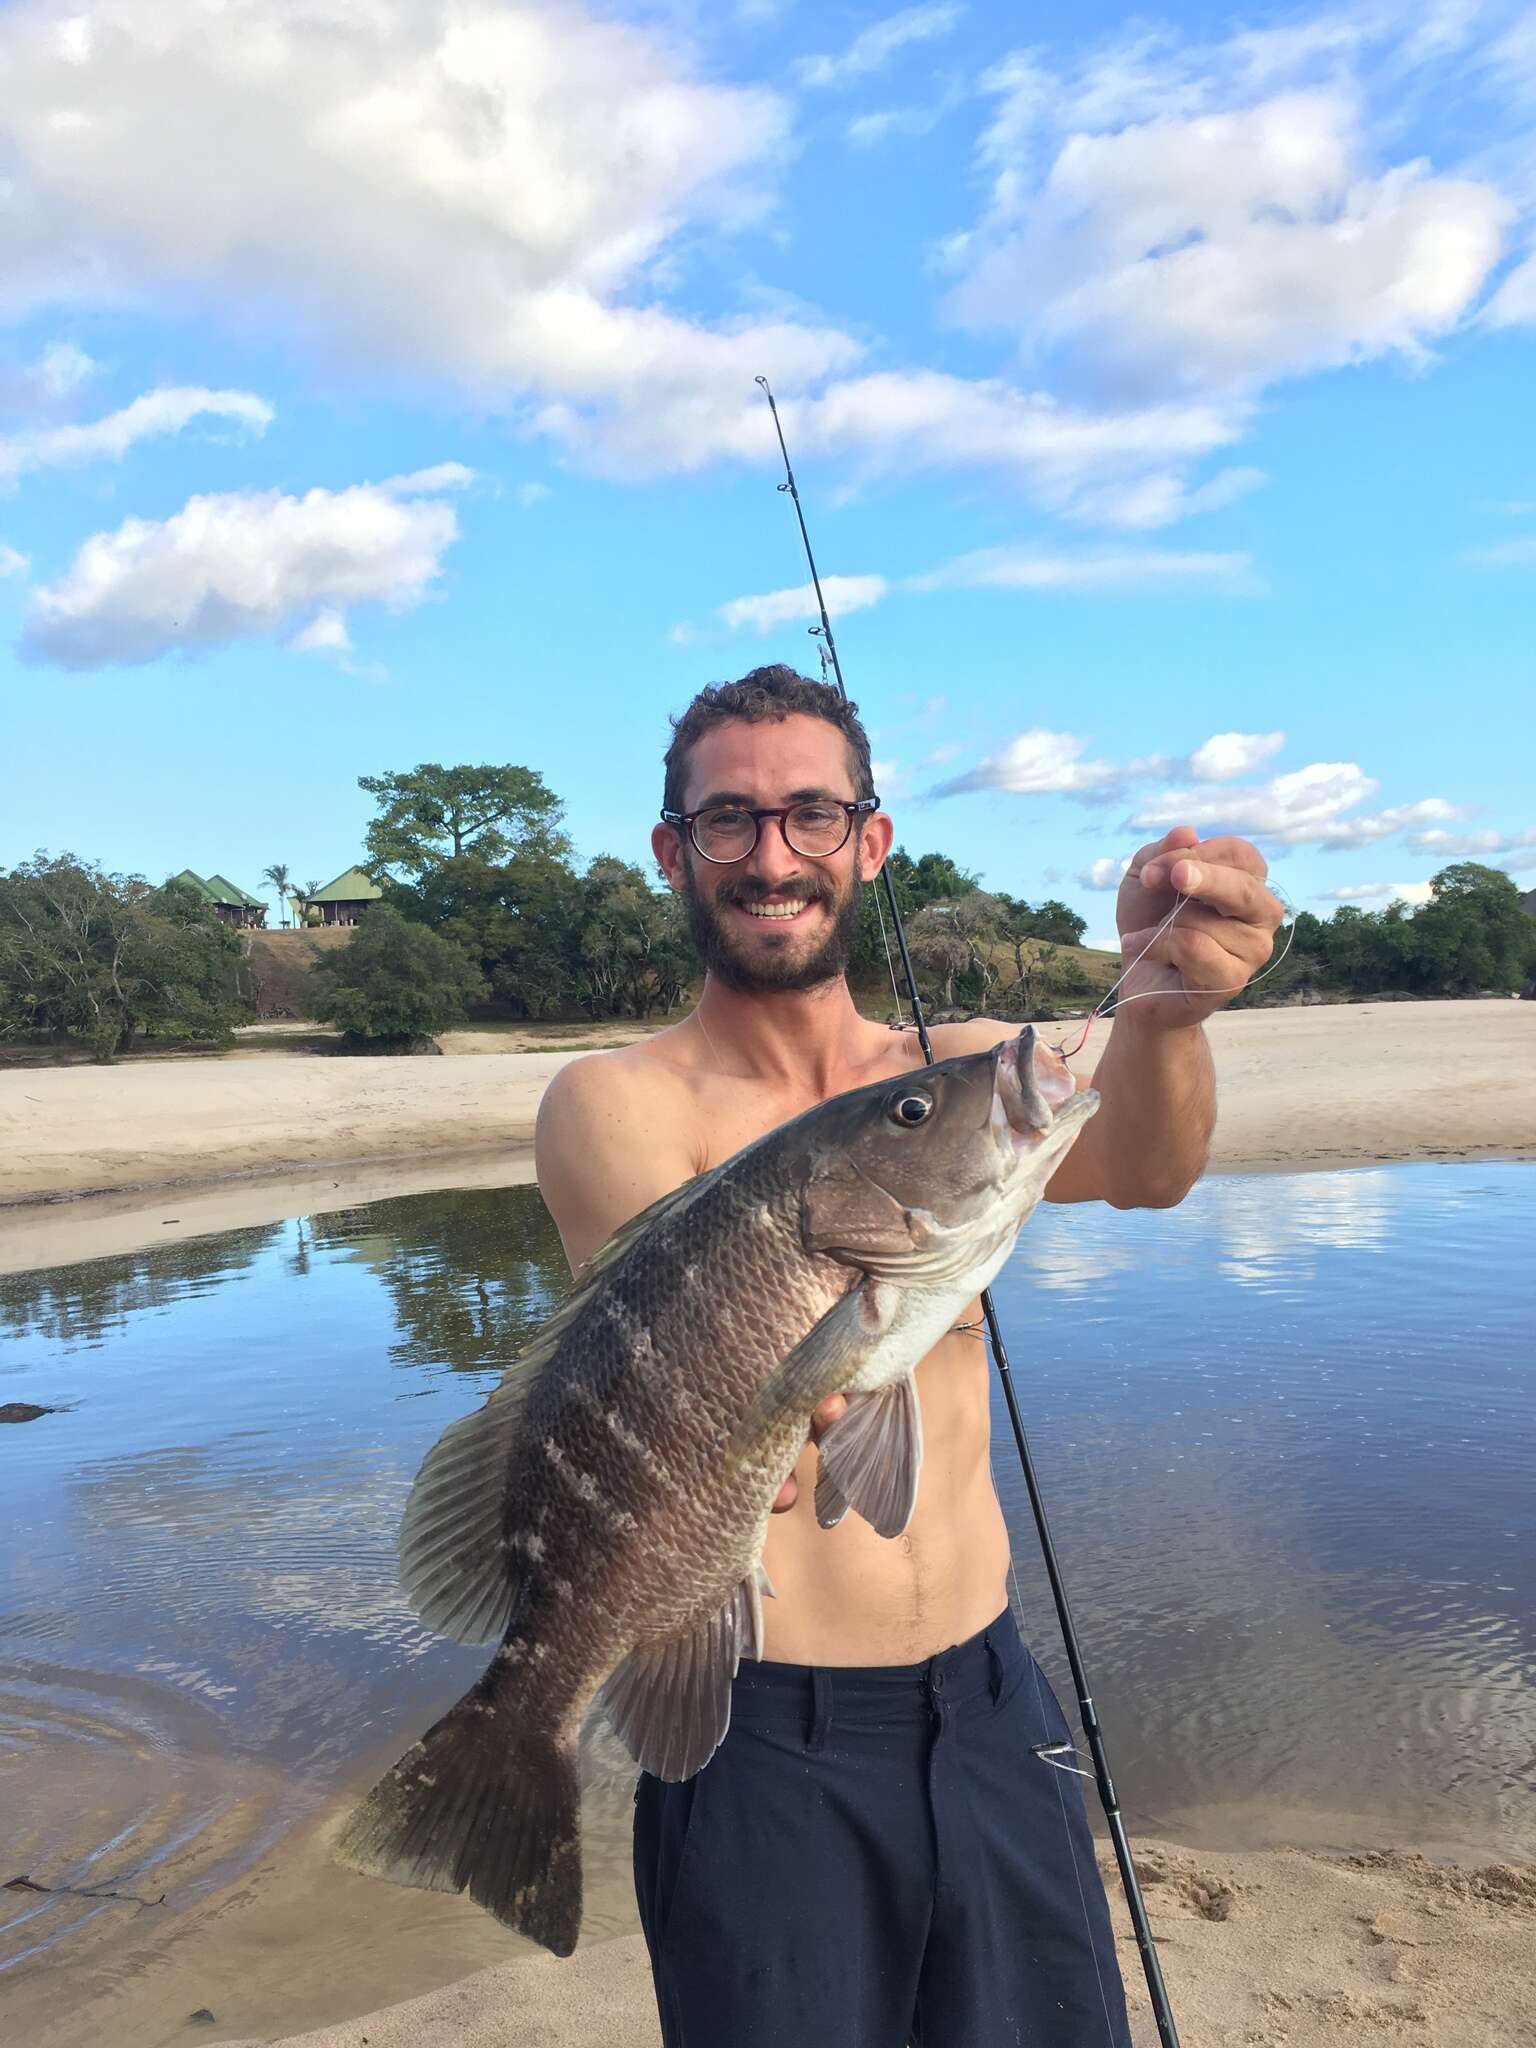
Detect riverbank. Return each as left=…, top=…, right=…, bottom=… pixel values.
left=2, top=1003, right=1531, bottom=1228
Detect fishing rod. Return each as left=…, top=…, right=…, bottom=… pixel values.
left=754, top=374, right=1181, bottom=2048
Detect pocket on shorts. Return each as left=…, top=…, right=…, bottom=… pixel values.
left=656, top=1767, right=712, bottom=1957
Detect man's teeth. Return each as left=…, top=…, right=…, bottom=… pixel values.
left=742, top=899, right=810, bottom=919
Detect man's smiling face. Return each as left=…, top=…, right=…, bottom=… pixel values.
left=655, top=712, right=891, bottom=994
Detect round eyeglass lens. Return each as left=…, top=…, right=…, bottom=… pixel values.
left=783, top=802, right=851, bottom=854
left=692, top=808, right=757, bottom=859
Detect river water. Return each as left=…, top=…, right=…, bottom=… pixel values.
left=2, top=1162, right=1532, bottom=1999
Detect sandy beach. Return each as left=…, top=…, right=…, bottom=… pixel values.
left=3, top=998, right=1533, bottom=2046
left=2, top=1002, right=1532, bottom=1256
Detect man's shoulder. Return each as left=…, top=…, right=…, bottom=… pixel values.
left=537, top=1031, right=697, bottom=1133
left=926, top=1017, right=1021, bottom=1061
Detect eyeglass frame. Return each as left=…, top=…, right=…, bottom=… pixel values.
left=659, top=796, right=881, bottom=865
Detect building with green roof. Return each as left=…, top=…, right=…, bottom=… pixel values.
left=303, top=865, right=384, bottom=928
left=169, top=869, right=267, bottom=928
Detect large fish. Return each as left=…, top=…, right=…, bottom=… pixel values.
left=335, top=1026, right=1097, bottom=1955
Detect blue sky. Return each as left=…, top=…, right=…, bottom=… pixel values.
left=2, top=0, right=1533, bottom=946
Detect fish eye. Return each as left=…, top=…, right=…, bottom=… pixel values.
left=889, top=1091, right=933, bottom=1127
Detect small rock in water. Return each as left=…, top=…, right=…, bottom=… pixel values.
left=0, top=1402, right=56, bottom=1425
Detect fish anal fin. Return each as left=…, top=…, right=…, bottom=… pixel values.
left=815, top=1374, right=923, bottom=1540
left=602, top=1577, right=760, bottom=1782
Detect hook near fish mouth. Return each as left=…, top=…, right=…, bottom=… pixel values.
left=996, top=1026, right=1093, bottom=1143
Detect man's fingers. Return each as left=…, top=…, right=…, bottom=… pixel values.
left=809, top=1392, right=848, bottom=1440
left=1141, top=834, right=1269, bottom=892
left=772, top=1394, right=850, bottom=1513
left=1163, top=860, right=1283, bottom=930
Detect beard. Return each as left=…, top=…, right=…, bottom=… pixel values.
left=682, top=846, right=865, bottom=994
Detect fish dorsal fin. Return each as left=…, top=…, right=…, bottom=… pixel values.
left=814, top=1375, right=923, bottom=1540
left=398, top=1365, right=541, bottom=1642
left=397, top=1169, right=718, bottom=1645
left=601, top=1575, right=765, bottom=1781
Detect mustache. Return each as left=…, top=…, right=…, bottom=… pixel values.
left=715, top=874, right=837, bottom=909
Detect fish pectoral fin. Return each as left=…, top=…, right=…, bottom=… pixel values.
left=737, top=1280, right=895, bottom=1452
left=601, top=1577, right=761, bottom=1782
left=814, top=1461, right=851, bottom=1529
left=814, top=1374, right=923, bottom=1540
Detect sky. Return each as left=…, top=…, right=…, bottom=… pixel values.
left=2, top=0, right=1534, bottom=946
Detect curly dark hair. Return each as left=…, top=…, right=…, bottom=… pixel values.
left=662, top=665, right=875, bottom=815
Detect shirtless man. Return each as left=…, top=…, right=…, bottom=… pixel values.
left=536, top=667, right=1282, bottom=2046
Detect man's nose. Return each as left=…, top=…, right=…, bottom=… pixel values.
left=741, top=815, right=805, bottom=887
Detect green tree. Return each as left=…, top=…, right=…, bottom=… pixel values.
left=263, top=862, right=292, bottom=928
left=304, top=905, right=484, bottom=1046
left=577, top=857, right=694, bottom=1018
left=1411, top=862, right=1535, bottom=993
left=388, top=848, right=587, bottom=1018
left=0, top=853, right=241, bottom=1060
left=359, top=763, right=569, bottom=879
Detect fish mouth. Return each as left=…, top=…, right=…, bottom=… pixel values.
left=994, top=1026, right=1099, bottom=1159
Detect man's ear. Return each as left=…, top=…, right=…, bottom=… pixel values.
left=857, top=809, right=895, bottom=881
left=652, top=820, right=686, bottom=891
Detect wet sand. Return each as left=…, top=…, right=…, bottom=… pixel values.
left=2, top=1003, right=1532, bottom=1242
left=7, top=1787, right=1533, bottom=2048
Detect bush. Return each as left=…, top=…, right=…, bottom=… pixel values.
left=304, top=905, right=485, bottom=1047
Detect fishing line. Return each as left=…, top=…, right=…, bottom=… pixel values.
left=1055, top=884, right=1299, bottom=1063
left=755, top=374, right=1181, bottom=2048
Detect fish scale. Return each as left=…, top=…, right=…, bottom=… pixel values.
left=335, top=1025, right=1097, bottom=1956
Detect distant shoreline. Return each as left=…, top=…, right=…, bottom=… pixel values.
left=1, top=1001, right=1531, bottom=1274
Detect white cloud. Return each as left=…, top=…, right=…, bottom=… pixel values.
left=1408, top=825, right=1536, bottom=858
left=910, top=545, right=1255, bottom=593
left=1188, top=730, right=1287, bottom=780
left=0, top=386, right=271, bottom=487
left=23, top=470, right=462, bottom=670
left=930, top=729, right=1119, bottom=799
left=287, top=608, right=353, bottom=657
left=1317, top=878, right=1435, bottom=904
left=1079, top=856, right=1131, bottom=889
left=797, top=6, right=963, bottom=89
left=0, top=541, right=28, bottom=577
left=1069, top=464, right=1266, bottom=530
left=378, top=461, right=474, bottom=495
left=717, top=574, right=889, bottom=633
left=0, top=2, right=1277, bottom=513
left=1484, top=250, right=1536, bottom=326
left=953, top=85, right=1510, bottom=400
left=36, top=341, right=96, bottom=396
left=517, top=481, right=551, bottom=508
left=1127, top=764, right=1463, bottom=847
left=1466, top=535, right=1536, bottom=566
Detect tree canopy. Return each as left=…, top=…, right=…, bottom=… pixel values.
left=304, top=903, right=485, bottom=1045
left=0, top=852, right=243, bottom=1060
left=359, top=762, right=569, bottom=879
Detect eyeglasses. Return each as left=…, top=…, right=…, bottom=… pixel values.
left=661, top=797, right=879, bottom=865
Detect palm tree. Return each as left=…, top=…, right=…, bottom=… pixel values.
left=300, top=877, right=323, bottom=927
left=263, top=862, right=292, bottom=928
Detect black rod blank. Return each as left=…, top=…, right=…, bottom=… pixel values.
left=754, top=375, right=1181, bottom=2048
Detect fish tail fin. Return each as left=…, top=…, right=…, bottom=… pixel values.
left=333, top=1647, right=582, bottom=1957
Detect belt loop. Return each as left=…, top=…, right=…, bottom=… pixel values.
left=985, top=1630, right=1004, bottom=1705
left=806, top=1668, right=833, bottom=1754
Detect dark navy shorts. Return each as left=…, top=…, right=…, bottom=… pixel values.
left=633, top=1608, right=1133, bottom=2047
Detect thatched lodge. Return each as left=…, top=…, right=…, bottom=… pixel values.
left=303, top=866, right=384, bottom=927
left=170, top=869, right=267, bottom=928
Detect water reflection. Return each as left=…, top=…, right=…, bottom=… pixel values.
left=307, top=1189, right=570, bottom=1375
left=1, top=1166, right=1533, bottom=1992
left=0, top=1224, right=282, bottom=1349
